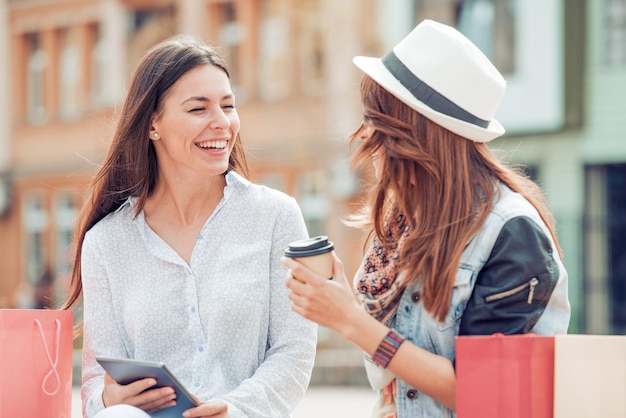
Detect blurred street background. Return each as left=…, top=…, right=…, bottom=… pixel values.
left=1, top=0, right=625, bottom=416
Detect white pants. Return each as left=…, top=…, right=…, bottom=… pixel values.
left=93, top=404, right=151, bottom=418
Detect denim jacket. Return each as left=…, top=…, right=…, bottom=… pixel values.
left=392, top=184, right=571, bottom=418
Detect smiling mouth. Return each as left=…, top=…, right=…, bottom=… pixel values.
left=197, top=140, right=228, bottom=150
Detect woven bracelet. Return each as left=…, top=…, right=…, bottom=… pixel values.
left=372, top=329, right=406, bottom=368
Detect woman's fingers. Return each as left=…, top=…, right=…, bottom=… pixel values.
left=331, top=252, right=347, bottom=284
left=285, top=271, right=307, bottom=294
left=134, top=387, right=177, bottom=412
left=281, top=255, right=331, bottom=285
left=102, top=372, right=176, bottom=413
left=183, top=399, right=229, bottom=417
left=103, top=372, right=148, bottom=407
left=126, top=377, right=160, bottom=397
left=283, top=250, right=363, bottom=332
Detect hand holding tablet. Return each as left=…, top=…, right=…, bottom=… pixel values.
left=96, top=357, right=200, bottom=418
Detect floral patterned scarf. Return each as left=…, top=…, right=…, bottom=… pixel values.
left=355, top=207, right=410, bottom=325
left=355, top=207, right=410, bottom=418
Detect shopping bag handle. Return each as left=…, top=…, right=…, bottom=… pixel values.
left=34, top=318, right=62, bottom=396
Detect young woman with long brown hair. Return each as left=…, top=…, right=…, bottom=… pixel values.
left=282, top=20, right=570, bottom=417
left=63, top=35, right=316, bottom=418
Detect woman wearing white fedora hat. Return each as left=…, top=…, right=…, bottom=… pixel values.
left=282, top=19, right=570, bottom=417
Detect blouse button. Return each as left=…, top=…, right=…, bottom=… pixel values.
left=410, top=292, right=421, bottom=303
left=406, top=389, right=418, bottom=400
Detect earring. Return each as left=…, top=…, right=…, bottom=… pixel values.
left=153, top=132, right=159, bottom=138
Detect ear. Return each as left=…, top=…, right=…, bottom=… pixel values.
left=149, top=114, right=160, bottom=140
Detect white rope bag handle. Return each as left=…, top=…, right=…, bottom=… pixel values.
left=34, top=318, right=62, bottom=396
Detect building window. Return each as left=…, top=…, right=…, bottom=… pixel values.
left=89, top=23, right=108, bottom=106
left=58, top=28, right=82, bottom=121
left=25, top=33, right=47, bottom=124
left=295, top=0, right=325, bottom=96
left=297, top=169, right=331, bottom=238
left=54, top=193, right=78, bottom=306
left=606, top=0, right=626, bottom=66
left=605, top=165, right=626, bottom=333
left=584, top=164, right=626, bottom=334
left=456, top=0, right=516, bottom=74
left=258, top=0, right=290, bottom=101
left=126, top=6, right=177, bottom=72
left=208, top=1, right=244, bottom=91
left=413, top=0, right=563, bottom=134
left=21, top=193, right=48, bottom=308
left=413, top=0, right=517, bottom=75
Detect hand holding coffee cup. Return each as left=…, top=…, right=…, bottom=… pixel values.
left=284, top=236, right=335, bottom=280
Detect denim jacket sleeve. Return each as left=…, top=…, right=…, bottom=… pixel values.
left=459, top=216, right=560, bottom=335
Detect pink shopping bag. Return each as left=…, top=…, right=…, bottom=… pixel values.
left=0, top=309, right=74, bottom=418
left=456, top=333, right=554, bottom=418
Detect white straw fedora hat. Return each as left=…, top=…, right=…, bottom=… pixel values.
left=353, top=19, right=506, bottom=143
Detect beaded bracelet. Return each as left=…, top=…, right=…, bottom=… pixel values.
left=372, top=329, right=406, bottom=368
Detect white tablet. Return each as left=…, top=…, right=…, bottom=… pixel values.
left=96, top=357, right=200, bottom=418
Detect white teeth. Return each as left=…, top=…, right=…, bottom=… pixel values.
left=198, top=140, right=227, bottom=149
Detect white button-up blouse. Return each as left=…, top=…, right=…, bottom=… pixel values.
left=80, top=171, right=317, bottom=417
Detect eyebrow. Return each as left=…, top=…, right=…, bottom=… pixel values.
left=181, top=94, right=234, bottom=105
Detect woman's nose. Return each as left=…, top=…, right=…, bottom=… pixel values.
left=210, top=108, right=230, bottom=130
left=358, top=124, right=371, bottom=141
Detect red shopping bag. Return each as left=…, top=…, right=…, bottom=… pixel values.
left=455, top=333, right=554, bottom=418
left=0, top=309, right=74, bottom=418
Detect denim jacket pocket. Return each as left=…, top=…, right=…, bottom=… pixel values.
left=436, top=267, right=474, bottom=331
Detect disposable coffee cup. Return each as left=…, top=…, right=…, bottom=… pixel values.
left=284, top=236, right=335, bottom=280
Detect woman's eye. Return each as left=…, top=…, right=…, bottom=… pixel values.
left=222, top=104, right=235, bottom=110
left=190, top=107, right=205, bottom=112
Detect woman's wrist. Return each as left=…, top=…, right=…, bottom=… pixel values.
left=372, top=329, right=406, bottom=368
left=335, top=306, right=363, bottom=342
left=338, top=308, right=390, bottom=355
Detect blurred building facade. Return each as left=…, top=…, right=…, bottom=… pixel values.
left=0, top=0, right=375, bottom=313
left=0, top=0, right=624, bottom=343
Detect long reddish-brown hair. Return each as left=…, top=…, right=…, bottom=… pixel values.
left=62, top=35, right=249, bottom=312
left=349, top=75, right=562, bottom=322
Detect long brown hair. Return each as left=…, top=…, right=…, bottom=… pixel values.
left=62, top=35, right=249, bottom=311
left=350, top=75, right=561, bottom=322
